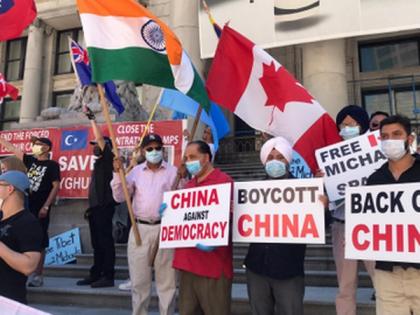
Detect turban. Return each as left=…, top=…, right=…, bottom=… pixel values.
left=260, top=136, right=293, bottom=165
left=336, top=105, right=369, bottom=134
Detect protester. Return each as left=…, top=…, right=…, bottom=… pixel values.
left=111, top=133, right=180, bottom=315
left=77, top=107, right=116, bottom=288
left=0, top=156, right=27, bottom=174
left=0, top=136, right=61, bottom=287
left=171, top=140, right=233, bottom=315
left=244, top=136, right=306, bottom=315
left=184, top=125, right=216, bottom=161
left=0, top=171, right=43, bottom=304
left=366, top=114, right=420, bottom=315
left=331, top=105, right=375, bottom=314
left=369, top=111, right=389, bottom=131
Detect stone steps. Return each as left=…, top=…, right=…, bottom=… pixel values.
left=28, top=277, right=375, bottom=315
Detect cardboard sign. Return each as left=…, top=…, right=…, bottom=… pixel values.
left=315, top=131, right=387, bottom=202
left=233, top=178, right=325, bottom=244
left=345, top=184, right=420, bottom=263
left=159, top=183, right=232, bottom=249
left=44, top=228, right=82, bottom=265
left=0, top=120, right=186, bottom=198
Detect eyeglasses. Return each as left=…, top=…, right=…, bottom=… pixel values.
left=145, top=146, right=162, bottom=152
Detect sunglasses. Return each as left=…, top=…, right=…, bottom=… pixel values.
left=145, top=146, right=162, bottom=152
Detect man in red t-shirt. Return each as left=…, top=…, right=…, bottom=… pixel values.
left=172, top=140, right=233, bottom=315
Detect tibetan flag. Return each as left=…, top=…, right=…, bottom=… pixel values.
left=0, top=73, right=19, bottom=104
left=206, top=26, right=341, bottom=172
left=69, top=38, right=125, bottom=114
left=77, top=0, right=211, bottom=112
left=0, top=0, right=37, bottom=41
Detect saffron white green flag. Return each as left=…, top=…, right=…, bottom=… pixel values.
left=77, top=0, right=210, bottom=111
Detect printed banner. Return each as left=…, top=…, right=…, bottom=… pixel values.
left=0, top=120, right=185, bottom=198
left=233, top=178, right=325, bottom=244
left=45, top=228, right=82, bottom=265
left=315, top=131, right=387, bottom=202
left=345, top=184, right=420, bottom=263
left=159, top=183, right=232, bottom=249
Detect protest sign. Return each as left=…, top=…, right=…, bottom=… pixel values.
left=345, top=183, right=420, bottom=263
left=233, top=178, right=325, bottom=244
left=44, top=228, right=82, bottom=265
left=159, top=183, right=231, bottom=249
left=0, top=120, right=185, bottom=198
left=315, top=131, right=387, bottom=202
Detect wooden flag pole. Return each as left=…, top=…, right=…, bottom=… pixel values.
left=136, top=102, right=159, bottom=150
left=171, top=106, right=203, bottom=190
left=97, top=85, right=142, bottom=246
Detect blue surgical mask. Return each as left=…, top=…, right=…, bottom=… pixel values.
left=339, top=126, right=360, bottom=140
left=265, top=160, right=287, bottom=178
left=185, top=160, right=202, bottom=176
left=145, top=150, right=163, bottom=164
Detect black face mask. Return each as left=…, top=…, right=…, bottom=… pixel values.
left=93, top=146, right=102, bottom=157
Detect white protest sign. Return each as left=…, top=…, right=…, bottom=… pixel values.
left=159, top=183, right=231, bottom=249
left=345, top=184, right=420, bottom=263
left=233, top=178, right=325, bottom=244
left=315, top=131, right=387, bottom=202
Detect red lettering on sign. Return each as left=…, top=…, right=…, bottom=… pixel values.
left=408, top=225, right=420, bottom=253
left=282, top=214, right=299, bottom=237
left=238, top=215, right=253, bottom=237
left=373, top=225, right=393, bottom=252
left=368, top=134, right=378, bottom=147
left=255, top=214, right=271, bottom=237
left=301, top=214, right=319, bottom=238
left=171, top=193, right=180, bottom=209
left=352, top=224, right=370, bottom=250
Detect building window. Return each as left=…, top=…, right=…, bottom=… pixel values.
left=5, top=38, right=27, bottom=81
left=359, top=38, right=420, bottom=72
left=362, top=87, right=420, bottom=119
left=55, top=28, right=85, bottom=75
left=53, top=91, right=73, bottom=109
left=0, top=98, right=21, bottom=130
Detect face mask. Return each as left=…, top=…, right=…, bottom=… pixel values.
left=93, top=146, right=102, bottom=157
left=339, top=126, right=360, bottom=140
left=186, top=160, right=202, bottom=176
left=145, top=150, right=163, bottom=164
left=32, top=144, right=44, bottom=156
left=381, top=139, right=408, bottom=161
left=265, top=160, right=287, bottom=178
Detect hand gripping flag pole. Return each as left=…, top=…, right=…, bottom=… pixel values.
left=97, top=85, right=142, bottom=246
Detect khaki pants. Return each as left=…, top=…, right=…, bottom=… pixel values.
left=127, top=224, right=176, bottom=315
left=179, top=270, right=232, bottom=315
left=332, top=222, right=375, bottom=315
left=375, top=267, right=420, bottom=315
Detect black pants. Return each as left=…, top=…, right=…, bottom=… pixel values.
left=246, top=269, right=304, bottom=315
left=88, top=204, right=115, bottom=280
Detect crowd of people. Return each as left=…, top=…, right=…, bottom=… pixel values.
left=0, top=104, right=419, bottom=315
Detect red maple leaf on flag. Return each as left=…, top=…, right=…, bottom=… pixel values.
left=259, top=62, right=313, bottom=115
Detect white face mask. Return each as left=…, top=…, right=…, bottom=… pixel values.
left=32, top=144, right=44, bottom=156
left=381, top=139, right=408, bottom=161
left=339, top=126, right=360, bottom=140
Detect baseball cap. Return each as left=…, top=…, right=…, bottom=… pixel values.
left=141, top=134, right=163, bottom=148
left=90, top=136, right=112, bottom=146
left=0, top=171, right=30, bottom=195
left=31, top=136, right=53, bottom=149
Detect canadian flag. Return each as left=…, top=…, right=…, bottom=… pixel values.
left=0, top=73, right=19, bottom=104
left=206, top=26, right=340, bottom=172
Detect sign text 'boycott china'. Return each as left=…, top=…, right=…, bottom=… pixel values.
left=233, top=178, right=325, bottom=244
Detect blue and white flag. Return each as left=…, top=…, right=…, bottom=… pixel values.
left=159, top=88, right=230, bottom=151
left=69, top=38, right=125, bottom=114
left=61, top=129, right=88, bottom=151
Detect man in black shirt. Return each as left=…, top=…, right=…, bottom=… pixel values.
left=0, top=135, right=61, bottom=287
left=367, top=115, right=420, bottom=315
left=0, top=171, right=43, bottom=304
left=77, top=107, right=116, bottom=288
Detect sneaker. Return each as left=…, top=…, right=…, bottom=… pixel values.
left=118, top=279, right=132, bottom=291
left=76, top=277, right=97, bottom=286
left=90, top=277, right=114, bottom=288
left=28, top=275, right=43, bottom=287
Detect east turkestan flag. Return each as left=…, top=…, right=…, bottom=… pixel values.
left=206, top=26, right=341, bottom=172
left=77, top=0, right=211, bottom=112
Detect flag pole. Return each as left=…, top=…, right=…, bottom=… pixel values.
left=97, top=84, right=142, bottom=246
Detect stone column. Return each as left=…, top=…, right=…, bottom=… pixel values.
left=170, top=0, right=206, bottom=136
left=302, top=39, right=348, bottom=119
left=19, top=20, right=44, bottom=123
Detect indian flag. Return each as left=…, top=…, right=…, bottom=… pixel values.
left=77, top=0, right=210, bottom=111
